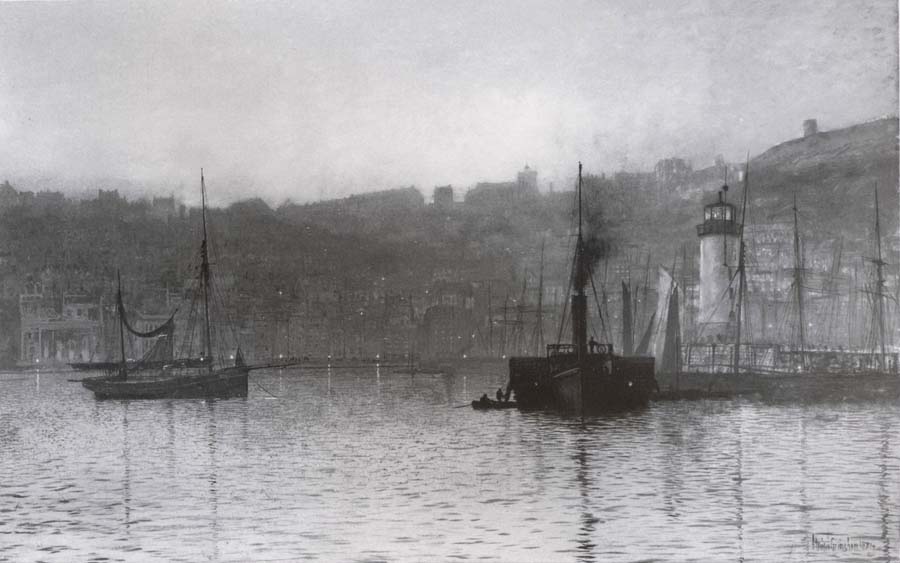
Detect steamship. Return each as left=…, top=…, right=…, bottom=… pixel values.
left=507, top=163, right=657, bottom=413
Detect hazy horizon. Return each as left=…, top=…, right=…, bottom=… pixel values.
left=1, top=1, right=897, bottom=206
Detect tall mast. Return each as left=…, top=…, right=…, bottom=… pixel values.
left=200, top=169, right=213, bottom=369
left=534, top=239, right=545, bottom=354
left=516, top=273, right=527, bottom=354
left=502, top=293, right=509, bottom=357
left=640, top=251, right=651, bottom=333
left=733, top=156, right=749, bottom=374
left=681, top=243, right=691, bottom=341
left=487, top=281, right=493, bottom=357
left=874, top=187, right=887, bottom=371
left=824, top=237, right=844, bottom=344
left=792, top=192, right=806, bottom=369
left=117, top=270, right=127, bottom=379
left=574, top=162, right=587, bottom=417
left=722, top=168, right=730, bottom=267
left=572, top=162, right=588, bottom=362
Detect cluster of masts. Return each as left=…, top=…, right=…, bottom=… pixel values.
left=724, top=168, right=891, bottom=373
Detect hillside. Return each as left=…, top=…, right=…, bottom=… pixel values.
left=749, top=117, right=898, bottom=243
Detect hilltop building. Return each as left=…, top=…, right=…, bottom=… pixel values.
left=464, top=165, right=539, bottom=207
left=516, top=165, right=538, bottom=193
left=654, top=158, right=692, bottom=187
left=803, top=118, right=818, bottom=137
left=0, top=181, right=19, bottom=210
left=150, top=195, right=180, bottom=221
left=433, top=185, right=454, bottom=211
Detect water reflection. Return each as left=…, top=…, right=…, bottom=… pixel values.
left=878, top=418, right=891, bottom=560
left=661, top=417, right=684, bottom=521
left=207, top=400, right=220, bottom=562
left=0, top=367, right=897, bottom=562
left=122, top=402, right=131, bottom=531
left=441, top=372, right=455, bottom=406
left=574, top=427, right=597, bottom=562
left=734, top=407, right=744, bottom=563
left=166, top=400, right=176, bottom=473
left=798, top=416, right=809, bottom=561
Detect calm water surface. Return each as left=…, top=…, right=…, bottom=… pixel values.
left=1, top=364, right=897, bottom=562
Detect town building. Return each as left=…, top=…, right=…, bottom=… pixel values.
left=433, top=185, right=454, bottom=211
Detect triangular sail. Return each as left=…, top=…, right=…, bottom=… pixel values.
left=653, top=266, right=674, bottom=360
left=140, top=331, right=175, bottom=364
left=635, top=312, right=656, bottom=356
left=659, top=286, right=682, bottom=374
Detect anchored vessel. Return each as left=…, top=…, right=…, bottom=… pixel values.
left=508, top=163, right=657, bottom=413
left=82, top=171, right=248, bottom=400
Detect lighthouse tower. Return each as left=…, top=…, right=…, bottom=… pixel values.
left=695, top=190, right=740, bottom=341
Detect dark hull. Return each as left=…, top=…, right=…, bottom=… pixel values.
left=81, top=367, right=249, bottom=400
left=70, top=361, right=121, bottom=372
left=654, top=369, right=900, bottom=402
left=509, top=353, right=657, bottom=413
left=70, top=357, right=207, bottom=373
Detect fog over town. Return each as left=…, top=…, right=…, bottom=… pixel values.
left=1, top=1, right=896, bottom=204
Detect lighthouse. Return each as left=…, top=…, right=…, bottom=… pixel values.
left=696, top=189, right=740, bottom=341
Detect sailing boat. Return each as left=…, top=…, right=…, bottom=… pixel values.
left=82, top=171, right=249, bottom=400
left=507, top=163, right=657, bottom=413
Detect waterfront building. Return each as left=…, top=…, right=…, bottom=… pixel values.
left=19, top=284, right=103, bottom=365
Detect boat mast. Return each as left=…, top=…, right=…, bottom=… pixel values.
left=516, top=273, right=527, bottom=354
left=117, top=270, right=127, bottom=379
left=874, top=187, right=887, bottom=371
left=573, top=162, right=588, bottom=416
left=487, top=281, right=493, bottom=357
left=722, top=168, right=730, bottom=267
left=621, top=281, right=633, bottom=355
left=573, top=162, right=588, bottom=363
left=733, top=157, right=749, bottom=374
left=792, top=192, right=806, bottom=370
left=640, top=251, right=651, bottom=336
left=200, top=169, right=213, bottom=370
left=534, top=239, right=545, bottom=354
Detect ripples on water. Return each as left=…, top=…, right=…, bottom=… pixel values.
left=0, top=365, right=897, bottom=562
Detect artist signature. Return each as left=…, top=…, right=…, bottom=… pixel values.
left=808, top=533, right=879, bottom=553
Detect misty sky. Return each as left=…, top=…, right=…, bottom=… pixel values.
left=1, top=1, right=897, bottom=205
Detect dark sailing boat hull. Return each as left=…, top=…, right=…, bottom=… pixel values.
left=70, top=358, right=207, bottom=373
left=81, top=367, right=249, bottom=400
left=70, top=361, right=122, bottom=372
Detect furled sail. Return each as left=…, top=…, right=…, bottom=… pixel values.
left=117, top=290, right=177, bottom=338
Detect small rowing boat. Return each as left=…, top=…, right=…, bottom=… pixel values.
left=471, top=398, right=518, bottom=410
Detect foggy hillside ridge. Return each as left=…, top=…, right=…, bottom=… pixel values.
left=0, top=116, right=897, bottom=366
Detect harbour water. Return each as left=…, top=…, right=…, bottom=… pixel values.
left=1, top=363, right=898, bottom=562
